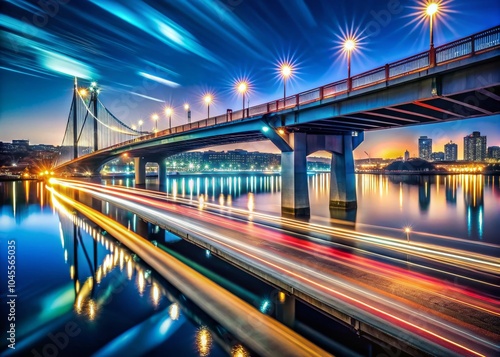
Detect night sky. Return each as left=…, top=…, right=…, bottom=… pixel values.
left=1, top=0, right=499, bottom=159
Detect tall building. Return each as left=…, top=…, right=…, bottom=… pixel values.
left=488, top=146, right=500, bottom=159
left=418, top=136, right=432, bottom=161
left=404, top=150, right=410, bottom=161
left=464, top=131, right=487, bottom=162
left=444, top=140, right=458, bottom=161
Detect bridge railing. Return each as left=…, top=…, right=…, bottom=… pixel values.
left=436, top=25, right=500, bottom=63
left=352, top=65, right=386, bottom=89
left=389, top=51, right=429, bottom=78
left=100, top=25, right=499, bottom=153
left=323, top=79, right=348, bottom=98
left=249, top=103, right=269, bottom=117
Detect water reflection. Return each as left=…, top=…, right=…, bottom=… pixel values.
left=196, top=326, right=213, bottom=357
left=231, top=344, right=250, bottom=357
left=418, top=176, right=431, bottom=213
left=47, top=195, right=243, bottom=356
left=360, top=174, right=494, bottom=242
left=445, top=175, right=458, bottom=204
left=169, top=303, right=180, bottom=321
left=0, top=180, right=50, bottom=221
left=464, top=175, right=484, bottom=240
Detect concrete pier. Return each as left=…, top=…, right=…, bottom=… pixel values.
left=134, top=157, right=146, bottom=185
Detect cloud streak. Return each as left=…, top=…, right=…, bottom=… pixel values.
left=138, top=72, right=180, bottom=88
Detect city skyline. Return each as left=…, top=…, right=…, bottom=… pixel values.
left=1, top=1, right=499, bottom=159
left=382, top=121, right=499, bottom=160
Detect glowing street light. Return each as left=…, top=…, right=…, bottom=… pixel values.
left=343, top=37, right=356, bottom=91
left=425, top=2, right=439, bottom=66
left=204, top=94, right=212, bottom=118
left=138, top=119, right=144, bottom=132
left=280, top=63, right=293, bottom=108
left=237, top=81, right=248, bottom=117
left=404, top=227, right=411, bottom=242
left=426, top=2, right=439, bottom=48
left=151, top=113, right=159, bottom=132
left=184, top=103, right=191, bottom=123
left=165, top=107, right=173, bottom=129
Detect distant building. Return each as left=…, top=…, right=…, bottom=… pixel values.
left=444, top=141, right=458, bottom=161
left=488, top=146, right=500, bottom=159
left=12, top=139, right=29, bottom=146
left=418, top=136, right=432, bottom=161
left=165, top=150, right=281, bottom=171
left=404, top=150, right=410, bottom=161
left=464, top=131, right=487, bottom=161
left=11, top=139, right=30, bottom=152
left=431, top=152, right=444, bottom=161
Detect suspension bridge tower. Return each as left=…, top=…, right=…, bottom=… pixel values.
left=89, top=81, right=99, bottom=153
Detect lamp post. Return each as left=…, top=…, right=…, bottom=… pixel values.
left=204, top=95, right=212, bottom=118
left=237, top=81, right=248, bottom=118
left=280, top=63, right=292, bottom=109
left=184, top=103, right=191, bottom=123
left=405, top=227, right=411, bottom=242
left=426, top=2, right=439, bottom=66
left=343, top=38, right=356, bottom=91
left=138, top=119, right=143, bottom=133
left=152, top=114, right=159, bottom=132
left=165, top=107, right=173, bottom=129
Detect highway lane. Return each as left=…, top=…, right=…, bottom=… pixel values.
left=49, top=179, right=500, bottom=356
left=48, top=185, right=332, bottom=357
left=55, top=179, right=500, bottom=285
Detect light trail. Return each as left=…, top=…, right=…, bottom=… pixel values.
left=51, top=179, right=500, bottom=278
left=47, top=179, right=500, bottom=356
left=47, top=185, right=332, bottom=357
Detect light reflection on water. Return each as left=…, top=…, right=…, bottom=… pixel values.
left=0, top=180, right=229, bottom=356
left=104, top=173, right=500, bottom=243
left=1, top=174, right=498, bottom=355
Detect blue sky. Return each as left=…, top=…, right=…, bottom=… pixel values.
left=0, top=0, right=499, bottom=158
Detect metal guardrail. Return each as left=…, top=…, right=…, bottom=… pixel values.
left=98, top=26, right=500, bottom=154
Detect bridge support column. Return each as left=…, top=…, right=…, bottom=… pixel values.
left=275, top=291, right=295, bottom=328
left=330, top=134, right=357, bottom=209
left=134, top=157, right=146, bottom=185
left=136, top=217, right=149, bottom=238
left=158, top=160, right=167, bottom=187
left=281, top=132, right=310, bottom=216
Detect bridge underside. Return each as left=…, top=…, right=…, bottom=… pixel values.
left=288, top=85, right=500, bottom=134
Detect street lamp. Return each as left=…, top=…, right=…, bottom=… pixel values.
left=404, top=227, right=411, bottom=242
left=138, top=119, right=143, bottom=132
left=165, top=107, right=173, bottom=129
left=151, top=114, right=159, bottom=132
left=204, top=94, right=212, bottom=118
left=426, top=2, right=438, bottom=48
left=280, top=63, right=292, bottom=109
left=184, top=103, right=191, bottom=123
left=237, top=81, right=248, bottom=117
left=343, top=38, right=356, bottom=91
left=425, top=2, right=439, bottom=66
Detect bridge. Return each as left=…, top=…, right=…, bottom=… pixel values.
left=53, top=25, right=500, bottom=215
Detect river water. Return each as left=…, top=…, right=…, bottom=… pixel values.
left=1, top=173, right=498, bottom=356
left=129, top=173, right=499, bottom=243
